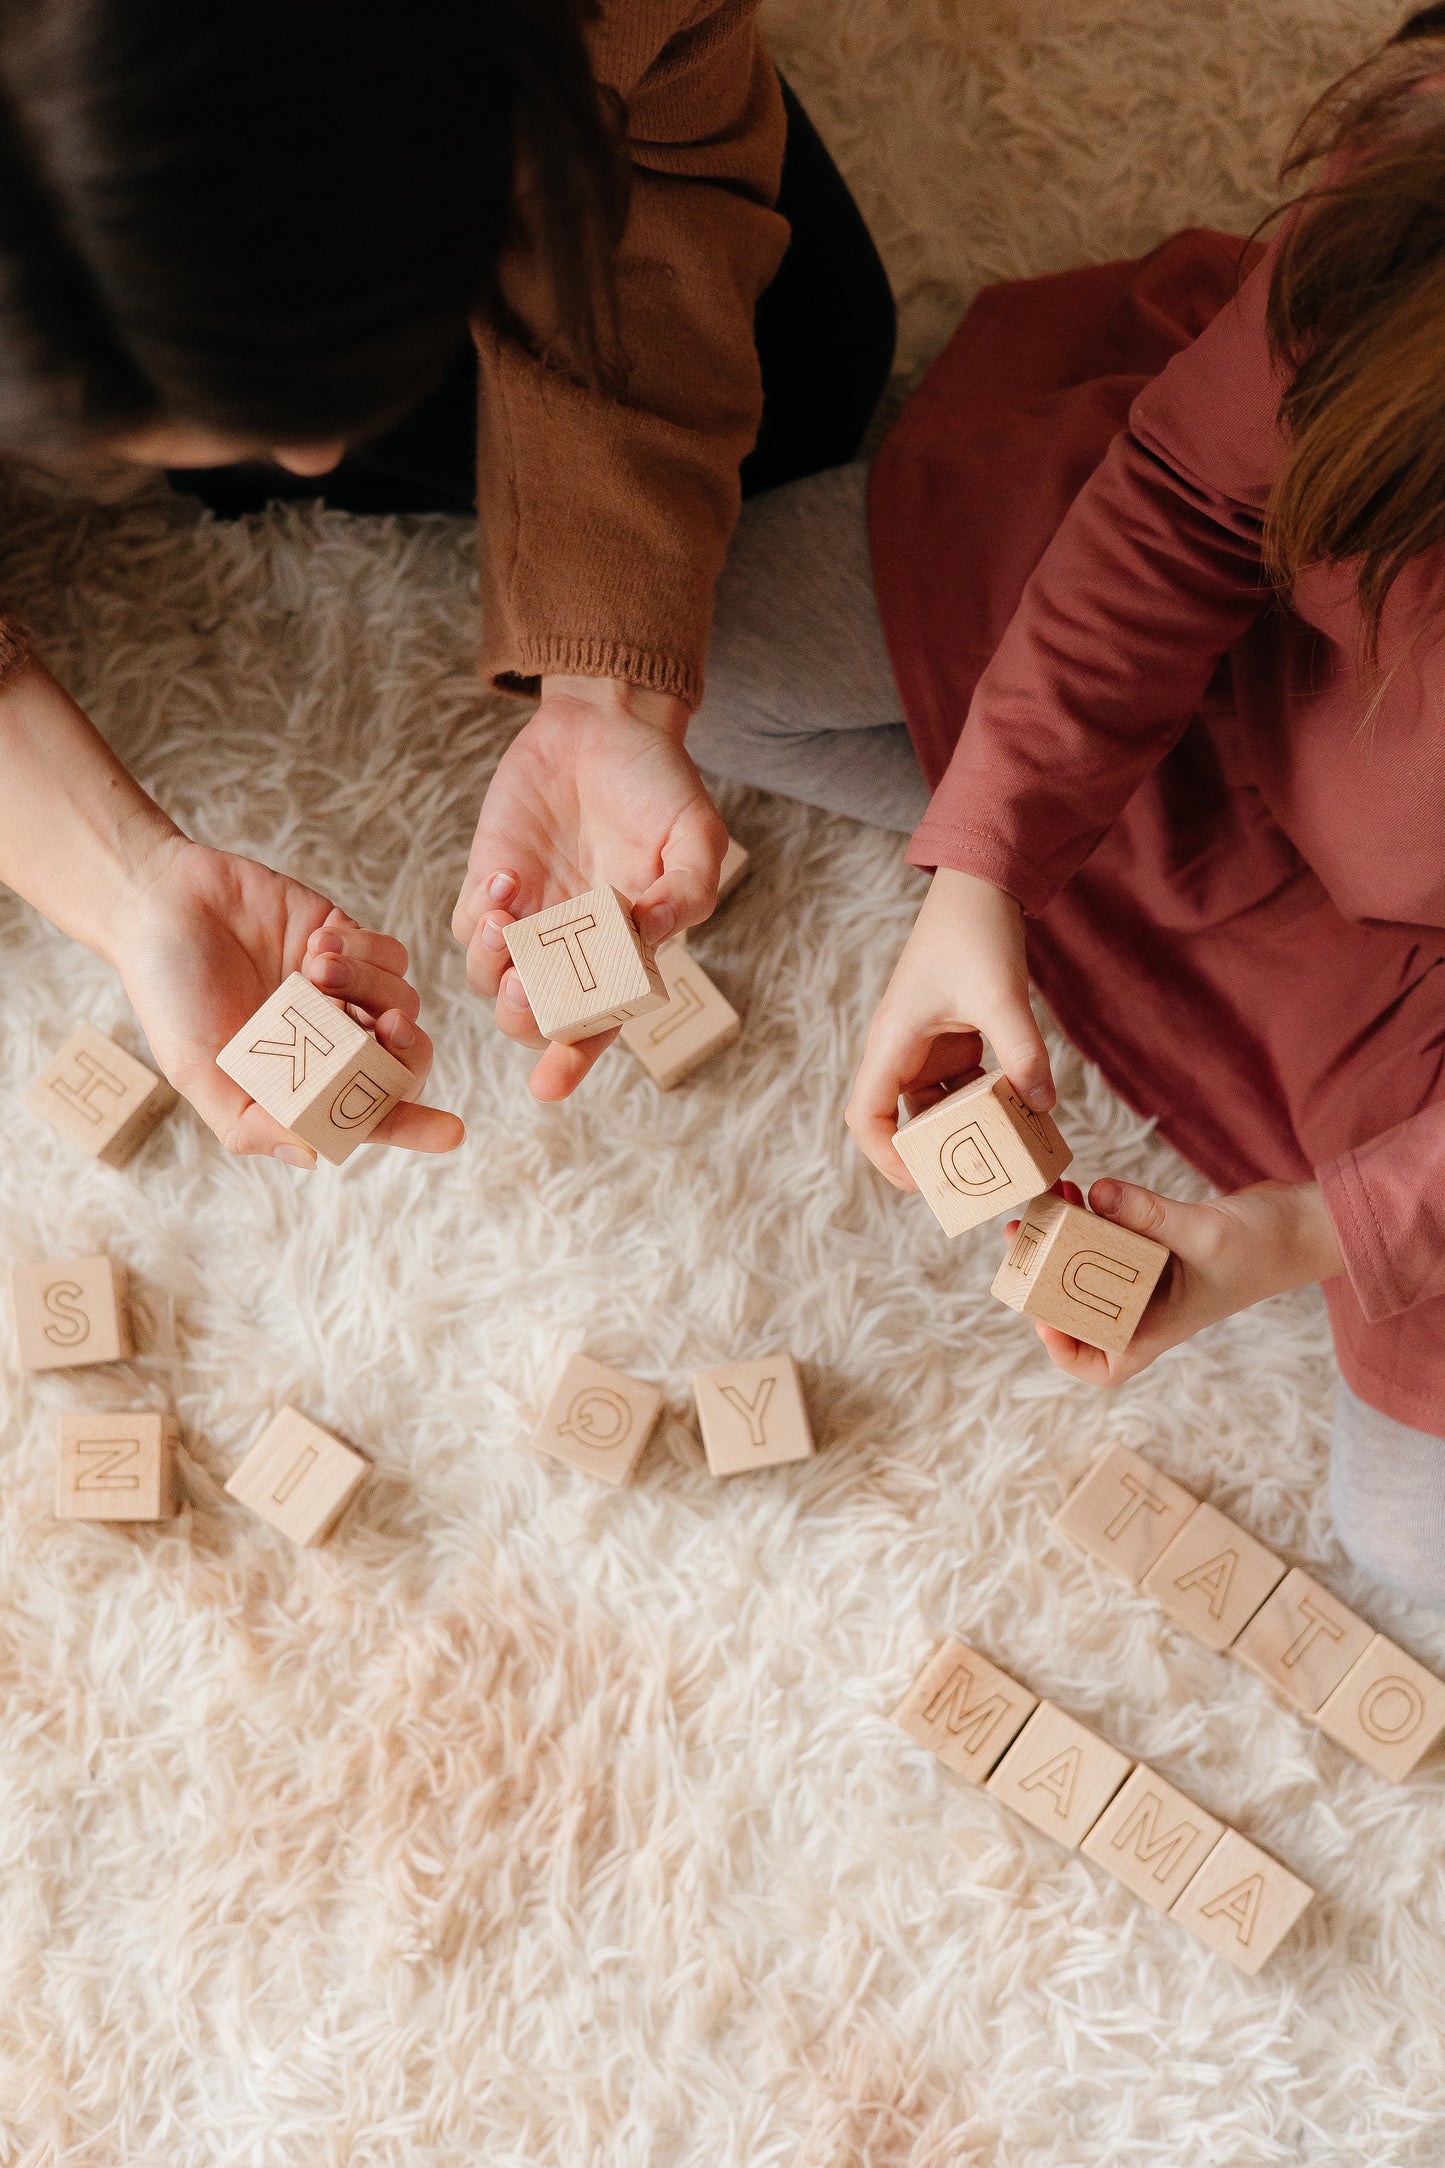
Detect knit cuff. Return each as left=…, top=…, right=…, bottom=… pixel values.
left=490, top=635, right=703, bottom=711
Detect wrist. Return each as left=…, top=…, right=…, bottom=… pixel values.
left=1249, top=1180, right=1345, bottom=1295
left=539, top=673, right=692, bottom=741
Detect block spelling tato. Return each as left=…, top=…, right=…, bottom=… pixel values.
left=1230, top=1566, right=1374, bottom=1716
left=1316, top=1634, right=1445, bottom=1782
left=692, top=1353, right=814, bottom=1476
left=992, top=1194, right=1169, bottom=1354
left=619, top=941, right=740, bottom=1088
left=891, top=1638, right=1038, bottom=1783
left=985, top=1700, right=1132, bottom=1849
left=217, top=972, right=416, bottom=1165
left=1080, top=1763, right=1224, bottom=1914
left=1053, top=1443, right=1197, bottom=1585
left=25, top=1024, right=177, bottom=1167
left=57, top=1409, right=178, bottom=1522
left=531, top=1352, right=663, bottom=1487
left=11, top=1255, right=132, bottom=1371
left=892, top=1071, right=1072, bottom=1238
left=1169, top=1828, right=1313, bottom=1976
left=224, top=1406, right=369, bottom=1545
left=1140, top=1500, right=1287, bottom=1652
left=503, top=886, right=666, bottom=1044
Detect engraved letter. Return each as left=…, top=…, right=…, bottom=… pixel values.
left=718, top=1374, right=776, bottom=1450
left=271, top=1444, right=319, bottom=1505
left=1358, top=1675, right=1425, bottom=1744
left=1008, top=1219, right=1047, bottom=1274
left=1200, top=1873, right=1263, bottom=1945
left=1018, top=1745, right=1080, bottom=1819
left=647, top=973, right=704, bottom=1046
left=42, top=1277, right=91, bottom=1348
left=1280, top=1595, right=1345, bottom=1672
left=250, top=1006, right=336, bottom=1092
left=74, top=1436, right=141, bottom=1490
left=1061, top=1248, right=1140, bottom=1322
left=50, top=1052, right=128, bottom=1126
left=537, top=911, right=601, bottom=992
left=921, top=1665, right=1013, bottom=1754
left=329, top=1072, right=390, bottom=1130
left=1103, top=1472, right=1171, bottom=1543
left=1109, top=1790, right=1205, bottom=1882
left=557, top=1388, right=633, bottom=1452
left=940, top=1121, right=1009, bottom=1196
left=1173, top=1547, right=1237, bottom=1621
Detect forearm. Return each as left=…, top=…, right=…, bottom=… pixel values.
left=0, top=658, right=179, bottom=960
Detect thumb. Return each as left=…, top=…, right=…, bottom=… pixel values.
left=980, top=987, right=1055, bottom=1114
left=634, top=798, right=728, bottom=946
left=1088, top=1177, right=1187, bottom=1252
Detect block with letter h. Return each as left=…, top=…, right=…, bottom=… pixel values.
left=217, top=973, right=416, bottom=1165
left=25, top=1024, right=177, bottom=1167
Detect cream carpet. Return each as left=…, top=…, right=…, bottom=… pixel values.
left=2, top=3, right=1441, bottom=2163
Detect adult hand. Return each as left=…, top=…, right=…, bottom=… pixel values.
left=452, top=675, right=727, bottom=1100
left=1012, top=1175, right=1345, bottom=1386
left=846, top=866, right=1055, bottom=1187
left=120, top=835, right=464, bottom=1166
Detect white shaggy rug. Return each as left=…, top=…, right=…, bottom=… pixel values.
left=3, top=3, right=1442, bottom=2162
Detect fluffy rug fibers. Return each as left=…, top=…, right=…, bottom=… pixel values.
left=3, top=3, right=1444, bottom=2163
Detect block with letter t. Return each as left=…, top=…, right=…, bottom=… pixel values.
left=503, top=885, right=666, bottom=1044
left=217, top=972, right=416, bottom=1165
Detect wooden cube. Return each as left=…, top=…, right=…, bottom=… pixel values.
left=1230, top=1566, right=1374, bottom=1716
left=56, top=1409, right=178, bottom=1521
left=1140, top=1501, right=1287, bottom=1652
left=11, top=1255, right=132, bottom=1371
left=692, top=1353, right=814, bottom=1477
left=619, top=944, right=740, bottom=1088
left=502, top=886, right=666, bottom=1045
left=216, top=972, right=416, bottom=1166
left=530, top=1352, right=664, bottom=1487
left=25, top=1024, right=177, bottom=1167
left=985, top=1701, right=1132, bottom=1850
left=892, top=1072, right=1072, bottom=1238
left=1053, top=1443, right=1197, bottom=1585
left=1080, top=1763, right=1225, bottom=1913
left=891, top=1638, right=1038, bottom=1784
left=1316, top=1633, right=1445, bottom=1782
left=716, top=834, right=750, bottom=904
left=224, top=1406, right=369, bottom=1545
left=992, top=1194, right=1169, bottom=1353
left=1169, top=1828, right=1313, bottom=1975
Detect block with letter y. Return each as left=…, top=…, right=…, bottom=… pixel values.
left=217, top=972, right=416, bottom=1165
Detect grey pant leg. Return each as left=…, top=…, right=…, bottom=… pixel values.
left=688, top=461, right=930, bottom=835
left=1329, top=1381, right=1445, bottom=1608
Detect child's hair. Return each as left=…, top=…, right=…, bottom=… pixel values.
left=1266, top=7, right=1445, bottom=661
left=0, top=0, right=626, bottom=452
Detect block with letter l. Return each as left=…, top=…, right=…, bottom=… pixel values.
left=217, top=972, right=416, bottom=1165
left=224, top=1405, right=369, bottom=1545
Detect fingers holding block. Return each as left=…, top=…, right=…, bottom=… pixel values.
left=893, top=1072, right=1072, bottom=1237
left=619, top=943, right=740, bottom=1088
left=891, top=1638, right=1038, bottom=1783
left=1140, top=1501, right=1287, bottom=1652
left=217, top=973, right=417, bottom=1166
left=502, top=886, right=666, bottom=1044
left=57, top=1409, right=178, bottom=1521
left=1080, top=1763, right=1225, bottom=1913
left=992, top=1193, right=1168, bottom=1353
left=25, top=1024, right=177, bottom=1168
left=692, top=1353, right=814, bottom=1476
left=1053, top=1443, right=1197, bottom=1584
left=224, top=1406, right=369, bottom=1545
left=1229, top=1566, right=1374, bottom=1716
left=985, top=1700, right=1132, bottom=1849
left=11, top=1255, right=132, bottom=1371
left=530, top=1353, right=664, bottom=1487
left=1168, top=1828, right=1313, bottom=1975
left=1316, top=1633, right=1445, bottom=1782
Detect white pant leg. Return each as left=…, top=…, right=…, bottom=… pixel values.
left=1330, top=1380, right=1445, bottom=1608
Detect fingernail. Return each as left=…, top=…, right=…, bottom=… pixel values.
left=503, top=975, right=531, bottom=1010
left=1092, top=1178, right=1121, bottom=1212
left=1029, top=1086, right=1052, bottom=1111
left=274, top=1145, right=315, bottom=1170
left=386, top=1015, right=416, bottom=1050
left=310, top=930, right=343, bottom=955
left=482, top=917, right=508, bottom=952
left=314, top=956, right=350, bottom=990
left=487, top=871, right=518, bottom=902
left=642, top=903, right=676, bottom=943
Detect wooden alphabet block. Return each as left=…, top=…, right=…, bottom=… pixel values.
left=619, top=942, right=740, bottom=1088
left=1140, top=1500, right=1287, bottom=1652
left=502, top=886, right=666, bottom=1044
left=1316, top=1633, right=1445, bottom=1782
left=531, top=1352, right=664, bottom=1487
left=692, top=1353, right=814, bottom=1476
left=1052, top=1443, right=1197, bottom=1585
left=11, top=1255, right=132, bottom=1371
left=985, top=1700, right=1132, bottom=1850
left=1169, top=1828, right=1313, bottom=1975
left=216, top=972, right=416, bottom=1165
left=224, top=1406, right=369, bottom=1545
left=25, top=1024, right=177, bottom=1167
left=1230, top=1566, right=1374, bottom=1715
left=1080, top=1763, right=1225, bottom=1913
left=716, top=834, right=750, bottom=904
left=892, top=1072, right=1072, bottom=1238
left=891, top=1638, right=1038, bottom=1784
left=56, top=1409, right=178, bottom=1521
left=992, top=1194, right=1169, bottom=1353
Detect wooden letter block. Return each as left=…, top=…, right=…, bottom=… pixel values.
left=216, top=972, right=416, bottom=1165
left=892, top=1072, right=1072, bottom=1238
left=503, top=886, right=666, bottom=1045
left=1140, top=1500, right=1287, bottom=1652
left=57, top=1410, right=178, bottom=1521
left=891, top=1638, right=1038, bottom=1784
left=530, top=1352, right=664, bottom=1487
left=985, top=1701, right=1132, bottom=1850
left=992, top=1194, right=1169, bottom=1353
left=1169, top=1828, right=1313, bottom=1975
left=715, top=834, right=750, bottom=904
left=1080, top=1763, right=1224, bottom=1913
left=25, top=1024, right=177, bottom=1167
left=1230, top=1566, right=1374, bottom=1715
left=619, top=942, right=740, bottom=1088
left=1053, top=1443, right=1197, bottom=1585
left=692, top=1353, right=814, bottom=1477
left=1316, top=1633, right=1445, bottom=1782
left=11, top=1255, right=132, bottom=1371
left=224, top=1406, right=369, bottom=1545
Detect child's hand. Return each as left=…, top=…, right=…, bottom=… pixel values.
left=846, top=866, right=1055, bottom=1187
left=1012, top=1175, right=1345, bottom=1386
left=118, top=836, right=465, bottom=1165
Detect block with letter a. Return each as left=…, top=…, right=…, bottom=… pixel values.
left=503, top=885, right=667, bottom=1045
left=56, top=1409, right=179, bottom=1521
left=892, top=1071, right=1072, bottom=1238
left=1052, top=1442, right=1197, bottom=1585
left=224, top=1405, right=369, bottom=1545
left=1315, top=1632, right=1445, bottom=1781
left=25, top=1023, right=177, bottom=1167
left=530, top=1352, right=664, bottom=1487
left=619, top=942, right=740, bottom=1088
left=11, top=1254, right=132, bottom=1371
left=1169, top=1827, right=1313, bottom=1975
left=985, top=1700, right=1132, bottom=1849
left=1080, top=1763, right=1224, bottom=1912
left=216, top=972, right=416, bottom=1165
left=1229, top=1565, right=1374, bottom=1715
left=1140, top=1499, right=1286, bottom=1651
left=891, top=1638, right=1038, bottom=1783
left=691, top=1353, right=814, bottom=1477
left=992, top=1193, right=1168, bottom=1353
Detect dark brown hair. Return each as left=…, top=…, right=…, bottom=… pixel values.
left=0, top=0, right=626, bottom=451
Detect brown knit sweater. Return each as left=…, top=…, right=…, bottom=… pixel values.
left=474, top=0, right=788, bottom=708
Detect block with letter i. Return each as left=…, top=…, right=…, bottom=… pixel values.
left=1052, top=1442, right=1197, bottom=1584
left=530, top=1352, right=664, bottom=1488
left=992, top=1194, right=1169, bottom=1353
left=57, top=1409, right=179, bottom=1522
left=619, top=941, right=740, bottom=1088
left=985, top=1700, right=1132, bottom=1849
left=692, top=1353, right=814, bottom=1476
left=25, top=1024, right=177, bottom=1167
left=891, top=1638, right=1038, bottom=1783
left=892, top=1072, right=1072, bottom=1238
left=503, top=886, right=666, bottom=1044
left=224, top=1406, right=369, bottom=1545
left=1169, top=1828, right=1313, bottom=1976
left=11, top=1255, right=132, bottom=1371
left=1316, top=1634, right=1445, bottom=1782
left=1080, top=1764, right=1225, bottom=1913
left=217, top=973, right=416, bottom=1165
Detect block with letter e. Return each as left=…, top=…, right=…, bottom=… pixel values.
left=217, top=972, right=416, bottom=1165
left=57, top=1409, right=178, bottom=1521
left=892, top=1071, right=1072, bottom=1238
left=25, top=1024, right=177, bottom=1167
left=1053, top=1442, right=1197, bottom=1585
left=992, top=1194, right=1168, bottom=1353
left=891, top=1638, right=1038, bottom=1783
left=503, top=885, right=666, bottom=1045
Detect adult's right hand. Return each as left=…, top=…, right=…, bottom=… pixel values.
left=845, top=866, right=1056, bottom=1189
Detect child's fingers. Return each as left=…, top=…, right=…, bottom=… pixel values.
left=306, top=920, right=409, bottom=976
left=1034, top=1322, right=1116, bottom=1384
left=846, top=1023, right=935, bottom=1188
left=527, top=1030, right=619, bottom=1101
left=176, top=1063, right=320, bottom=1168
left=452, top=867, right=524, bottom=967
left=633, top=801, right=729, bottom=947
left=368, top=1100, right=466, bottom=1153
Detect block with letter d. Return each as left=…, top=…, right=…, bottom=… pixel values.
left=217, top=972, right=416, bottom=1165
left=892, top=1071, right=1072, bottom=1237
